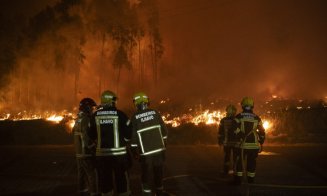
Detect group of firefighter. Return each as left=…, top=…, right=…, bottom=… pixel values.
left=73, top=90, right=168, bottom=196
left=73, top=90, right=265, bottom=196
left=218, top=97, right=266, bottom=185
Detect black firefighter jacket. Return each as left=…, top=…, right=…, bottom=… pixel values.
left=89, top=105, right=132, bottom=156
left=130, top=108, right=168, bottom=157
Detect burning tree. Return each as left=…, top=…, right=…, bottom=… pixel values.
left=0, top=0, right=164, bottom=112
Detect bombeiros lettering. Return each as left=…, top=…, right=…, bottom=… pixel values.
left=135, top=111, right=156, bottom=119
left=97, top=111, right=117, bottom=115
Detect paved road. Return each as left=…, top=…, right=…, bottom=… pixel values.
left=0, top=144, right=327, bottom=195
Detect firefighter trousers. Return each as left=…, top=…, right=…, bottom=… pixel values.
left=235, top=149, right=259, bottom=183
left=76, top=157, right=98, bottom=195
left=223, top=146, right=238, bottom=174
left=140, top=153, right=165, bottom=196
left=96, top=155, right=131, bottom=195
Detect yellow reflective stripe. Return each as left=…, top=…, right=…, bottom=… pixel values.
left=236, top=172, right=243, bottom=176
left=137, top=125, right=162, bottom=154
left=241, top=142, right=260, bottom=149
left=143, top=189, right=152, bottom=193
left=74, top=128, right=86, bottom=155
left=235, top=118, right=240, bottom=123
left=96, top=151, right=127, bottom=156
left=137, top=125, right=161, bottom=133
left=141, top=148, right=165, bottom=156
left=95, top=116, right=102, bottom=150
left=96, top=147, right=126, bottom=152
left=113, top=116, right=119, bottom=148
left=240, top=119, right=245, bottom=133
left=247, top=172, right=255, bottom=177
left=95, top=115, right=119, bottom=150
left=124, top=138, right=130, bottom=142
left=235, top=127, right=241, bottom=134
left=76, top=154, right=92, bottom=158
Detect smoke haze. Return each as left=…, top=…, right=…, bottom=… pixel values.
left=1, top=0, right=327, bottom=112
left=158, top=0, right=327, bottom=103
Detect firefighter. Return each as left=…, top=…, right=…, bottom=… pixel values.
left=218, top=104, right=238, bottom=176
left=89, top=90, right=132, bottom=196
left=130, top=92, right=168, bottom=196
left=233, top=97, right=265, bottom=185
left=73, top=97, right=99, bottom=196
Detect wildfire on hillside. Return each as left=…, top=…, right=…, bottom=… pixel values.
left=0, top=111, right=76, bottom=133
left=1, top=109, right=274, bottom=134
left=162, top=110, right=273, bottom=133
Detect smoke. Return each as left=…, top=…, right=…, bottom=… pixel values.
left=0, top=0, right=163, bottom=112
left=1, top=0, right=327, bottom=113
left=158, top=0, right=327, bottom=104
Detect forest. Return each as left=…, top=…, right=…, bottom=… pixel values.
left=0, top=0, right=163, bottom=112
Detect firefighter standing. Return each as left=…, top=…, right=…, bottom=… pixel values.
left=233, top=97, right=265, bottom=185
left=218, top=104, right=238, bottom=176
left=89, top=90, right=132, bottom=196
left=73, top=98, right=99, bottom=196
left=130, top=92, right=168, bottom=196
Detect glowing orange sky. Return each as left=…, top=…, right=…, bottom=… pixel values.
left=1, top=0, right=327, bottom=109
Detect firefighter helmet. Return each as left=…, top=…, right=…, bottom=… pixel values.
left=101, top=90, right=117, bottom=105
left=79, top=97, right=97, bottom=114
left=241, top=97, right=254, bottom=109
left=133, top=92, right=149, bottom=105
left=226, top=104, right=237, bottom=117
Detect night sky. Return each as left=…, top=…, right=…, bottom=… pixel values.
left=1, top=0, right=327, bottom=109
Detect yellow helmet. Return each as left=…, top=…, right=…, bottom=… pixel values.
left=133, top=92, right=149, bottom=106
left=101, top=90, right=117, bottom=105
left=226, top=104, right=237, bottom=116
left=241, top=97, right=254, bottom=108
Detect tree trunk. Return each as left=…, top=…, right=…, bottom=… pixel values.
left=116, top=66, right=121, bottom=95
left=98, top=33, right=106, bottom=96
left=74, top=66, right=80, bottom=104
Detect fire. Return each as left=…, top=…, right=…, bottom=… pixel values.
left=69, top=120, right=76, bottom=129
left=262, top=119, right=274, bottom=134
left=0, top=111, right=76, bottom=133
left=1, top=108, right=274, bottom=134
left=162, top=116, right=181, bottom=127
left=163, top=110, right=223, bottom=127
left=46, top=115, right=64, bottom=123
left=191, top=110, right=222, bottom=125
left=162, top=110, right=275, bottom=135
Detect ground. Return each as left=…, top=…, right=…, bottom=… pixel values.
left=0, top=144, right=327, bottom=196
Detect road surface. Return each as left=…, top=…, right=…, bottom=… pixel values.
left=1, top=144, right=327, bottom=195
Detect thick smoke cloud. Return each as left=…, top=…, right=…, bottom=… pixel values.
left=1, top=0, right=327, bottom=113
left=158, top=0, right=327, bottom=104
left=0, top=0, right=163, bottom=112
